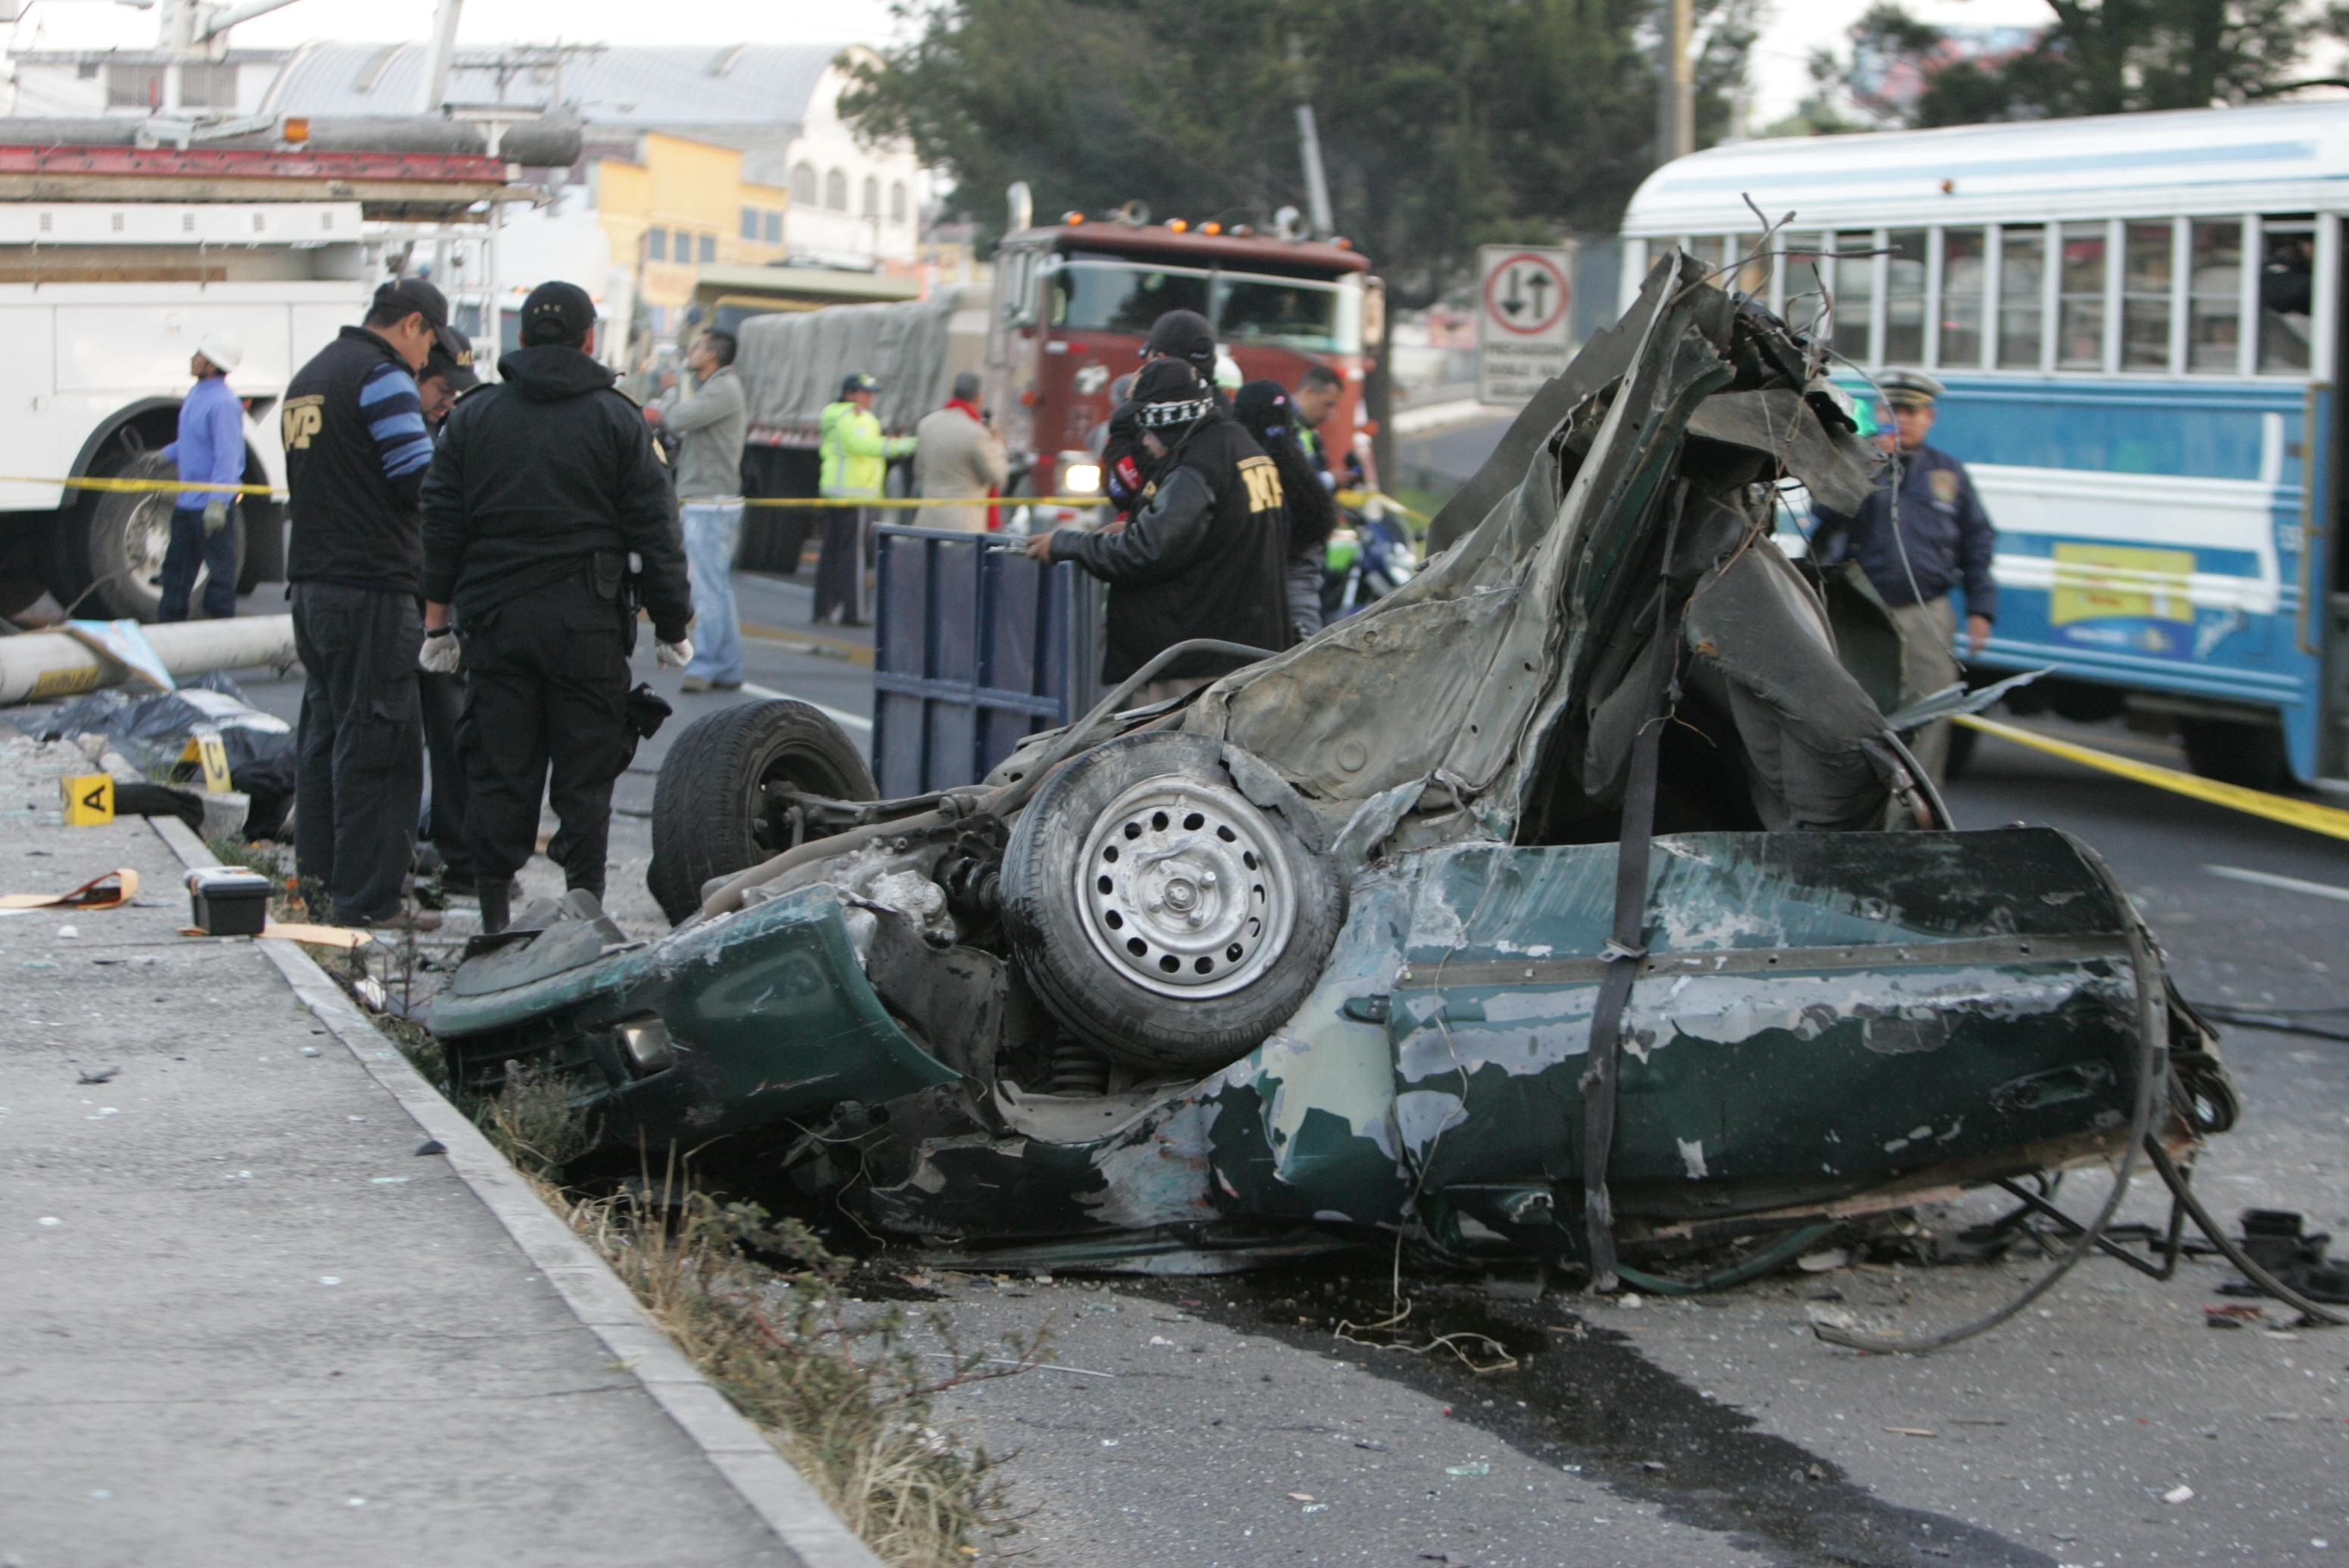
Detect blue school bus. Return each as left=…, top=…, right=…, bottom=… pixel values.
left=1619, top=102, right=2349, bottom=789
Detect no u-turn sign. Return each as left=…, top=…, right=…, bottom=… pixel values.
left=1478, top=244, right=1576, bottom=405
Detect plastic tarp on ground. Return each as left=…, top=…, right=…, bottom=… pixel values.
left=737, top=284, right=986, bottom=440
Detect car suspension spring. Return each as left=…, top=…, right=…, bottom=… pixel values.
left=1050, top=1041, right=1111, bottom=1096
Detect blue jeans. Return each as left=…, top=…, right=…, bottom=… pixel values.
left=680, top=500, right=744, bottom=683
left=158, top=502, right=238, bottom=621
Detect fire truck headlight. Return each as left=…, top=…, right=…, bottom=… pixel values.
left=1062, top=461, right=1103, bottom=494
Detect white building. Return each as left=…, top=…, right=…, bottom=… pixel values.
left=261, top=42, right=919, bottom=272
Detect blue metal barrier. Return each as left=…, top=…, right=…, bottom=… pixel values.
left=871, top=524, right=1103, bottom=795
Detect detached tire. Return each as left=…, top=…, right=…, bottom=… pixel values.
left=646, top=698, right=877, bottom=924
left=1001, top=732, right=1344, bottom=1074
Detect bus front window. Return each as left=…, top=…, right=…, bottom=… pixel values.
left=1213, top=275, right=1360, bottom=353
left=2058, top=222, right=2108, bottom=370
left=1999, top=226, right=2046, bottom=369
left=1050, top=261, right=1212, bottom=335
left=2258, top=217, right=2314, bottom=373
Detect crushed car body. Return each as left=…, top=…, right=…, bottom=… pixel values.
left=429, top=252, right=2233, bottom=1280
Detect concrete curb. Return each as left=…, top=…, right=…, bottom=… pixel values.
left=143, top=810, right=887, bottom=1568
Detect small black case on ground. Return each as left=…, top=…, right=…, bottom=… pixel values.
left=187, top=867, right=270, bottom=937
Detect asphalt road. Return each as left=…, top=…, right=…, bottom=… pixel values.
left=211, top=577, right=2347, bottom=1566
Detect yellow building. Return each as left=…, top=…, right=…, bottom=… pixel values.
left=591, top=132, right=793, bottom=330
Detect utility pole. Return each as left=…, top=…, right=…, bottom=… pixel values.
left=1285, top=37, right=1335, bottom=238
left=1667, top=0, right=1695, bottom=162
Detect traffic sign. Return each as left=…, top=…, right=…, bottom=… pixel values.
left=1477, top=244, right=1576, bottom=405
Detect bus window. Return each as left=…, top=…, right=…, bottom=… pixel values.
left=2258, top=216, right=2314, bottom=373
left=1050, top=261, right=1212, bottom=334
left=1834, top=229, right=1876, bottom=362
left=1941, top=227, right=1985, bottom=369
left=1214, top=274, right=1361, bottom=353
left=2187, top=220, right=2242, bottom=372
left=1781, top=232, right=1828, bottom=334
left=1885, top=229, right=1926, bottom=365
left=1728, top=235, right=1769, bottom=297
left=1999, top=226, right=2046, bottom=369
left=2121, top=221, right=2173, bottom=372
left=2058, top=222, right=2108, bottom=370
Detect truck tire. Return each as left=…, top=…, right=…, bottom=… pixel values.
left=1000, top=733, right=1344, bottom=1075
left=2179, top=718, right=2291, bottom=792
left=71, top=450, right=242, bottom=622
left=646, top=698, right=878, bottom=925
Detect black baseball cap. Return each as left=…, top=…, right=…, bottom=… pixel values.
left=519, top=281, right=596, bottom=348
left=425, top=322, right=479, bottom=391
left=372, top=278, right=449, bottom=328
left=842, top=371, right=879, bottom=396
left=1141, top=308, right=1215, bottom=370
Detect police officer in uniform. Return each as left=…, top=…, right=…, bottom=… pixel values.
left=418, top=282, right=693, bottom=934
left=413, top=325, right=481, bottom=896
left=1809, top=369, right=1998, bottom=780
left=283, top=278, right=450, bottom=931
left=1024, top=356, right=1289, bottom=705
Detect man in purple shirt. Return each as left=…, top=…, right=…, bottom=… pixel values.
left=158, top=328, right=247, bottom=621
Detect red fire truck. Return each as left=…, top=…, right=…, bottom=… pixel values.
left=987, top=215, right=1377, bottom=499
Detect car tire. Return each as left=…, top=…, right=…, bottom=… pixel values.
left=646, top=698, right=878, bottom=924
left=1000, top=732, right=1345, bottom=1075
left=2179, top=717, right=2291, bottom=792
left=72, top=450, right=243, bottom=622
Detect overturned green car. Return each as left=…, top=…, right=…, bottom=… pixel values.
left=430, top=253, right=2233, bottom=1286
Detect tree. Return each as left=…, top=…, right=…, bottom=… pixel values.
left=844, top=0, right=1750, bottom=475
left=1829, top=0, right=2329, bottom=129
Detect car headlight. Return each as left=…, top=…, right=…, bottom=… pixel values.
left=1062, top=461, right=1103, bottom=494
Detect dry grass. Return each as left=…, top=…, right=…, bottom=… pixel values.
left=569, top=1182, right=1036, bottom=1565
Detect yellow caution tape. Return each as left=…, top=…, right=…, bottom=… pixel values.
left=1955, top=713, right=2349, bottom=843
left=743, top=494, right=1103, bottom=509
left=0, top=473, right=276, bottom=496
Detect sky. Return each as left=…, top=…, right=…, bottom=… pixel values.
left=1739, top=0, right=2054, bottom=128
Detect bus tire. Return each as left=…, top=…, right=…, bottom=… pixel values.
left=646, top=698, right=878, bottom=925
left=2179, top=719, right=2291, bottom=792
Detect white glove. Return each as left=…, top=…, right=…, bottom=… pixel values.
left=202, top=498, right=229, bottom=536
left=418, top=628, right=461, bottom=674
left=656, top=637, right=693, bottom=670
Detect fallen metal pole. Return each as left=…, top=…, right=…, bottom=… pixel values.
left=0, top=615, right=295, bottom=706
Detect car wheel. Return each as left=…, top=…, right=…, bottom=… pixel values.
left=1000, top=732, right=1345, bottom=1074
left=647, top=698, right=877, bottom=924
left=2179, top=717, right=2290, bottom=792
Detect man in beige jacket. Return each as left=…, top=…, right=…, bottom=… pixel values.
left=911, top=372, right=1007, bottom=532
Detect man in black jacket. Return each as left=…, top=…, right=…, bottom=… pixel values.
left=283, top=277, right=448, bottom=931
left=1025, top=357, right=1287, bottom=701
left=418, top=282, right=693, bottom=933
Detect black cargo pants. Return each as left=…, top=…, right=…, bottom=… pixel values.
left=456, top=566, right=638, bottom=899
left=291, top=582, right=424, bottom=926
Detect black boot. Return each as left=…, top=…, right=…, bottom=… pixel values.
left=478, top=878, right=511, bottom=935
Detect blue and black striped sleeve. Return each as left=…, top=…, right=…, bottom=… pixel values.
left=358, top=361, right=434, bottom=505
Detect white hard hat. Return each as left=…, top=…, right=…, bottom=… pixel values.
left=1213, top=353, right=1242, bottom=391
left=195, top=328, right=243, bottom=372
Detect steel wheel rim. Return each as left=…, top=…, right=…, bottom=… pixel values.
left=1073, top=772, right=1296, bottom=1000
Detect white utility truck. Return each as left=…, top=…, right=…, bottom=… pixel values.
left=0, top=131, right=531, bottom=621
